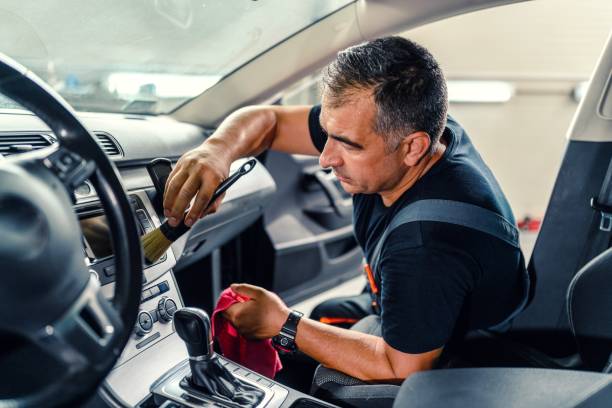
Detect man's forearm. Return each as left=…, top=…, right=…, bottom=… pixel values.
left=203, top=106, right=278, bottom=165
left=295, top=318, right=399, bottom=382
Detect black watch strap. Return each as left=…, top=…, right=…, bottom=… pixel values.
left=273, top=310, right=303, bottom=353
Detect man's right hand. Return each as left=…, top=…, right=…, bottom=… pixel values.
left=163, top=139, right=231, bottom=227
left=162, top=105, right=317, bottom=227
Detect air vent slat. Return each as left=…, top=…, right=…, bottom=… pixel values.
left=93, top=132, right=121, bottom=157
left=0, top=138, right=49, bottom=142
left=0, top=132, right=122, bottom=158
left=0, top=134, right=53, bottom=156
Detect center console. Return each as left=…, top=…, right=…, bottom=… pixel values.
left=74, top=161, right=334, bottom=408
left=149, top=307, right=289, bottom=408
left=77, top=191, right=174, bottom=287
left=74, top=188, right=186, bottom=402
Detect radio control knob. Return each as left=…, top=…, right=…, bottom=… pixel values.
left=157, top=297, right=177, bottom=323
left=135, top=311, right=154, bottom=337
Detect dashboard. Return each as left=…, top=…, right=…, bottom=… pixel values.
left=0, top=109, right=278, bottom=406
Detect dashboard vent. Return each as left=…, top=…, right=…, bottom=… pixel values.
left=0, top=133, right=54, bottom=156
left=93, top=132, right=122, bottom=157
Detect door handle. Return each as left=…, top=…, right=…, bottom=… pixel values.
left=303, top=168, right=352, bottom=218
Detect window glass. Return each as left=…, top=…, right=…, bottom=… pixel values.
left=0, top=0, right=354, bottom=114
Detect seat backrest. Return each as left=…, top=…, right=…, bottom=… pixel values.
left=567, top=247, right=612, bottom=371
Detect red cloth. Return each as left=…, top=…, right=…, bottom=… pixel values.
left=211, top=287, right=283, bottom=379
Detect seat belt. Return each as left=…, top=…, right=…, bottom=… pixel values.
left=582, top=157, right=612, bottom=266
left=363, top=199, right=529, bottom=331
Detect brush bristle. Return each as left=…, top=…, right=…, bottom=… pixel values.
left=141, top=227, right=172, bottom=264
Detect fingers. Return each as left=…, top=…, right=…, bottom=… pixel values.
left=185, top=187, right=212, bottom=227
left=199, top=192, right=225, bottom=218
left=166, top=173, right=201, bottom=226
left=223, top=302, right=244, bottom=321
left=163, top=169, right=188, bottom=217
left=231, top=283, right=263, bottom=298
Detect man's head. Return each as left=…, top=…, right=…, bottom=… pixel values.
left=318, top=36, right=448, bottom=196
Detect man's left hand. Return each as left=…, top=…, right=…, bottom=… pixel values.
left=223, top=283, right=291, bottom=339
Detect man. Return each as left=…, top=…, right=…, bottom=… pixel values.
left=163, top=37, right=526, bottom=382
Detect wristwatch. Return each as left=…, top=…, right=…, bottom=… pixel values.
left=272, top=310, right=303, bottom=354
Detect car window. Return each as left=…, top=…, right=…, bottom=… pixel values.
left=0, top=0, right=353, bottom=114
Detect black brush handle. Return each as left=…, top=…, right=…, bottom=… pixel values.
left=158, top=159, right=257, bottom=242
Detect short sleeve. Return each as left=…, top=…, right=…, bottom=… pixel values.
left=308, top=105, right=327, bottom=153
left=379, top=229, right=478, bottom=354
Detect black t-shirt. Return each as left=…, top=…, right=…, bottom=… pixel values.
left=308, top=105, right=526, bottom=354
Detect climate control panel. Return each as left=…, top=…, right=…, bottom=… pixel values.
left=134, top=296, right=178, bottom=338
left=157, top=296, right=178, bottom=322
left=134, top=280, right=177, bottom=337
left=115, top=272, right=183, bottom=367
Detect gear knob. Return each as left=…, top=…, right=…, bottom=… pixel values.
left=173, top=307, right=214, bottom=359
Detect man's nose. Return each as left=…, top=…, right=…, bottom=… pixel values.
left=319, top=140, right=342, bottom=169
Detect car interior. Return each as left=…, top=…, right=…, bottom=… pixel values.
left=0, top=1, right=611, bottom=407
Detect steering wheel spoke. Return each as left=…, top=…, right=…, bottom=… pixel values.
left=42, top=144, right=96, bottom=192
left=9, top=143, right=96, bottom=202
left=29, top=274, right=124, bottom=373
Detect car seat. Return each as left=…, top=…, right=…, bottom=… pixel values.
left=309, top=247, right=612, bottom=408
left=446, top=245, right=612, bottom=373
left=567, top=246, right=612, bottom=372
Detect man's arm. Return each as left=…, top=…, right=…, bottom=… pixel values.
left=296, top=317, right=442, bottom=382
left=224, top=283, right=442, bottom=382
left=163, top=105, right=318, bottom=227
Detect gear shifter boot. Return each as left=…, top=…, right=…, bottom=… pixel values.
left=174, top=308, right=264, bottom=407
left=181, top=355, right=264, bottom=407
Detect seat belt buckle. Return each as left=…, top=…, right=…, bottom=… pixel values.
left=600, top=212, right=612, bottom=232
left=590, top=197, right=612, bottom=232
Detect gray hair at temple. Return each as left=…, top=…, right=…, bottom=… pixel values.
left=321, top=36, right=448, bottom=154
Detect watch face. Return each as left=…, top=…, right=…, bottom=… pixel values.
left=280, top=338, right=289, bottom=346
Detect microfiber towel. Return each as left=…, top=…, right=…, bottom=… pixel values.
left=211, top=287, right=283, bottom=379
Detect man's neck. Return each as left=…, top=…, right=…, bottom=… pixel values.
left=379, top=140, right=447, bottom=207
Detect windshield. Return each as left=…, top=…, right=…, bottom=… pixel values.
left=0, top=0, right=353, bottom=114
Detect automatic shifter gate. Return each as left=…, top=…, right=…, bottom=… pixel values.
left=149, top=307, right=284, bottom=408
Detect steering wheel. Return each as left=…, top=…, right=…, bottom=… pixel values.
left=0, top=54, right=143, bottom=406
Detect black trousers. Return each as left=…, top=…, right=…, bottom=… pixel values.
left=309, top=292, right=375, bottom=329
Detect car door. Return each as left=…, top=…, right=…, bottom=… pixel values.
left=262, top=148, right=361, bottom=306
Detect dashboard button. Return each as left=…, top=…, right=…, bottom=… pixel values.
left=103, top=265, right=115, bottom=276
left=158, top=281, right=170, bottom=293
left=135, top=311, right=154, bottom=336
left=75, top=182, right=92, bottom=197
left=141, top=289, right=152, bottom=300
left=157, top=297, right=177, bottom=322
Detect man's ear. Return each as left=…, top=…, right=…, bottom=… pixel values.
left=400, top=131, right=431, bottom=166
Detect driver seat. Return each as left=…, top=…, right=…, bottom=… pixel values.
left=567, top=246, right=612, bottom=372
left=310, top=315, right=401, bottom=408
left=309, top=247, right=612, bottom=407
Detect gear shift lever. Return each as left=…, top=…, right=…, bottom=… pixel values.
left=174, top=307, right=213, bottom=359
left=174, top=307, right=264, bottom=407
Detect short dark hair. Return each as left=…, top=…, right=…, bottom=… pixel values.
left=322, top=36, right=448, bottom=154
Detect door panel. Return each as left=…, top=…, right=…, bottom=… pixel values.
left=263, top=151, right=362, bottom=305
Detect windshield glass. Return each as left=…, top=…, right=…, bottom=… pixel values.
left=0, top=0, right=353, bottom=114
